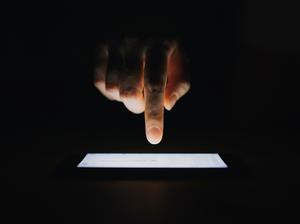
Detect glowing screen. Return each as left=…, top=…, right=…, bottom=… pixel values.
left=77, top=153, right=228, bottom=168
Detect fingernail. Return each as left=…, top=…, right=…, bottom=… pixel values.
left=168, top=94, right=178, bottom=110
left=146, top=126, right=162, bottom=145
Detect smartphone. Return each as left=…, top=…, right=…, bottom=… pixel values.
left=56, top=152, right=246, bottom=180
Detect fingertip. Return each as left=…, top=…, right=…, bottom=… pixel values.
left=94, top=80, right=104, bottom=92
left=123, top=96, right=145, bottom=114
left=146, top=126, right=163, bottom=144
left=94, top=81, right=115, bottom=101
left=164, top=93, right=178, bottom=111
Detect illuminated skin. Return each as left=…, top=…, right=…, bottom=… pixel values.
left=94, top=39, right=190, bottom=144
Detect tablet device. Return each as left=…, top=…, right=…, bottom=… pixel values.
left=56, top=152, right=246, bottom=180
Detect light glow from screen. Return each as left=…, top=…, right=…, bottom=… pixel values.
left=77, top=153, right=228, bottom=168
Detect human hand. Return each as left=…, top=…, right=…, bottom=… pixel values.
left=94, top=38, right=190, bottom=144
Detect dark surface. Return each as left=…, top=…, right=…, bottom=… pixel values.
left=2, top=131, right=300, bottom=223
left=3, top=1, right=300, bottom=223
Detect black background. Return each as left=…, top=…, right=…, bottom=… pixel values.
left=3, top=1, right=300, bottom=223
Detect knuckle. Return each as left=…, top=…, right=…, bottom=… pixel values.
left=94, top=80, right=104, bottom=88
left=94, top=81, right=108, bottom=97
left=94, top=79, right=100, bottom=85
left=94, top=80, right=101, bottom=90
left=181, top=81, right=191, bottom=92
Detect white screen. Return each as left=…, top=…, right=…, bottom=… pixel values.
left=77, top=153, right=227, bottom=168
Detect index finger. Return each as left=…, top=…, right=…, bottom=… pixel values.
left=144, top=42, right=171, bottom=144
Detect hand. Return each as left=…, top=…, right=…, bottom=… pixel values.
left=94, top=38, right=190, bottom=144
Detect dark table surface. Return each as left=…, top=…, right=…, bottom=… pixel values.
left=2, top=130, right=300, bottom=224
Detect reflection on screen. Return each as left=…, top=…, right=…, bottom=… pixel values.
left=77, top=153, right=227, bottom=168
